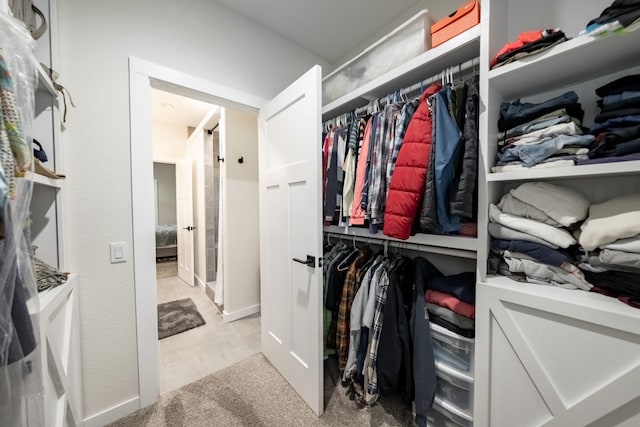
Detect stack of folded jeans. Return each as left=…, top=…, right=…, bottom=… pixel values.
left=493, top=91, right=594, bottom=172
left=577, top=193, right=640, bottom=308
left=579, top=75, right=640, bottom=166
left=488, top=182, right=593, bottom=290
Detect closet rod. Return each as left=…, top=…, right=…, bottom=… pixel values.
left=351, top=56, right=479, bottom=117
left=324, top=231, right=477, bottom=260
left=401, top=56, right=479, bottom=96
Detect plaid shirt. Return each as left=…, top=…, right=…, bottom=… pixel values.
left=364, top=266, right=389, bottom=405
left=369, top=104, right=401, bottom=224
left=386, top=99, right=419, bottom=199
left=363, top=257, right=403, bottom=405
left=336, top=247, right=371, bottom=370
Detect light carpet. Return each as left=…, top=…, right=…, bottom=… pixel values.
left=109, top=353, right=415, bottom=426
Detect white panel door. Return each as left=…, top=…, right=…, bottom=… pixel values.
left=258, top=65, right=323, bottom=415
left=176, top=159, right=195, bottom=286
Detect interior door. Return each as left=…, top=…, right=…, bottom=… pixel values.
left=258, top=65, right=323, bottom=415
left=176, top=158, right=195, bottom=286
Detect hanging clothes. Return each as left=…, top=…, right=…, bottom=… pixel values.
left=450, top=75, right=480, bottom=218
left=383, top=84, right=442, bottom=240
left=433, top=85, right=463, bottom=234
left=350, top=117, right=373, bottom=225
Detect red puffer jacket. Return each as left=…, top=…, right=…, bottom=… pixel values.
left=383, top=84, right=441, bottom=239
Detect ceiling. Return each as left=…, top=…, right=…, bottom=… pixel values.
left=151, top=88, right=217, bottom=128
left=216, top=0, right=425, bottom=64
left=150, top=0, right=454, bottom=127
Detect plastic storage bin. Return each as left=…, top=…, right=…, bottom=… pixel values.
left=430, top=400, right=474, bottom=427
left=436, top=368, right=473, bottom=414
left=431, top=0, right=480, bottom=48
left=322, top=9, right=434, bottom=105
left=431, top=323, right=474, bottom=373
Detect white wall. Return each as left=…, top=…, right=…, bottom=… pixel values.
left=152, top=120, right=187, bottom=161
left=57, top=0, right=328, bottom=419
left=220, top=108, right=260, bottom=317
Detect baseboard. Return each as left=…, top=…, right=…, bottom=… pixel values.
left=83, top=396, right=140, bottom=427
left=194, top=274, right=206, bottom=290
left=223, top=303, right=260, bottom=322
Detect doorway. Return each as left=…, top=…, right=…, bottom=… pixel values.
left=131, top=57, right=266, bottom=405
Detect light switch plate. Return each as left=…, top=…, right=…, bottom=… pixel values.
left=110, top=242, right=128, bottom=264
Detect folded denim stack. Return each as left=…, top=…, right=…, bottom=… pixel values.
left=577, top=193, right=640, bottom=308
left=424, top=272, right=476, bottom=338
left=579, top=75, right=640, bottom=166
left=493, top=91, right=593, bottom=172
left=488, top=182, right=593, bottom=290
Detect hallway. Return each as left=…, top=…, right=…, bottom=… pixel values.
left=156, top=265, right=261, bottom=394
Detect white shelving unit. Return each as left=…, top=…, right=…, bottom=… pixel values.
left=30, top=275, right=83, bottom=427
left=21, top=0, right=82, bottom=425
left=474, top=0, right=640, bottom=426
left=322, top=23, right=482, bottom=426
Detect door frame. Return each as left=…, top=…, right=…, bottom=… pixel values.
left=129, top=57, right=266, bottom=408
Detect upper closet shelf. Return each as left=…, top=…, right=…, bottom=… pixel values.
left=35, top=61, right=56, bottom=96
left=25, top=171, right=64, bottom=189
left=322, top=25, right=480, bottom=120
left=487, top=159, right=640, bottom=182
left=324, top=225, right=478, bottom=259
left=489, top=28, right=640, bottom=99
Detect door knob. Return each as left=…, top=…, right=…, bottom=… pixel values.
left=183, top=226, right=196, bottom=231
left=292, top=255, right=316, bottom=267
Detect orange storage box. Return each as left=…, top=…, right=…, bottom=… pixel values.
left=431, top=0, right=480, bottom=48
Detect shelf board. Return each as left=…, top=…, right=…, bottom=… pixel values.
left=324, top=225, right=478, bottom=259
left=23, top=171, right=64, bottom=189
left=489, top=28, right=640, bottom=99
left=482, top=275, right=640, bottom=321
left=29, top=273, right=77, bottom=315
left=487, top=159, right=640, bottom=182
left=322, top=25, right=481, bottom=119
left=35, top=61, right=57, bottom=96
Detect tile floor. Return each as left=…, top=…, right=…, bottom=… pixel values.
left=156, top=262, right=261, bottom=395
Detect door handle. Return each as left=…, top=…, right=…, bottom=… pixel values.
left=183, top=226, right=196, bottom=231
left=292, top=255, right=316, bottom=267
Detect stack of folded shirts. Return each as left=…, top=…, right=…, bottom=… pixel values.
left=425, top=272, right=475, bottom=338
left=493, top=91, right=594, bottom=172
left=488, top=182, right=593, bottom=290
left=580, top=75, right=640, bottom=166
left=577, top=193, right=640, bottom=307
left=491, top=29, right=568, bottom=69
left=585, top=0, right=640, bottom=35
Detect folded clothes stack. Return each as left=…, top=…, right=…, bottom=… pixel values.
left=577, top=193, right=640, bottom=307
left=580, top=75, right=640, bottom=166
left=493, top=91, right=592, bottom=172
left=489, top=184, right=640, bottom=308
left=584, top=0, right=640, bottom=35
left=491, top=29, right=568, bottom=69
left=424, top=272, right=476, bottom=338
left=488, top=182, right=592, bottom=290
